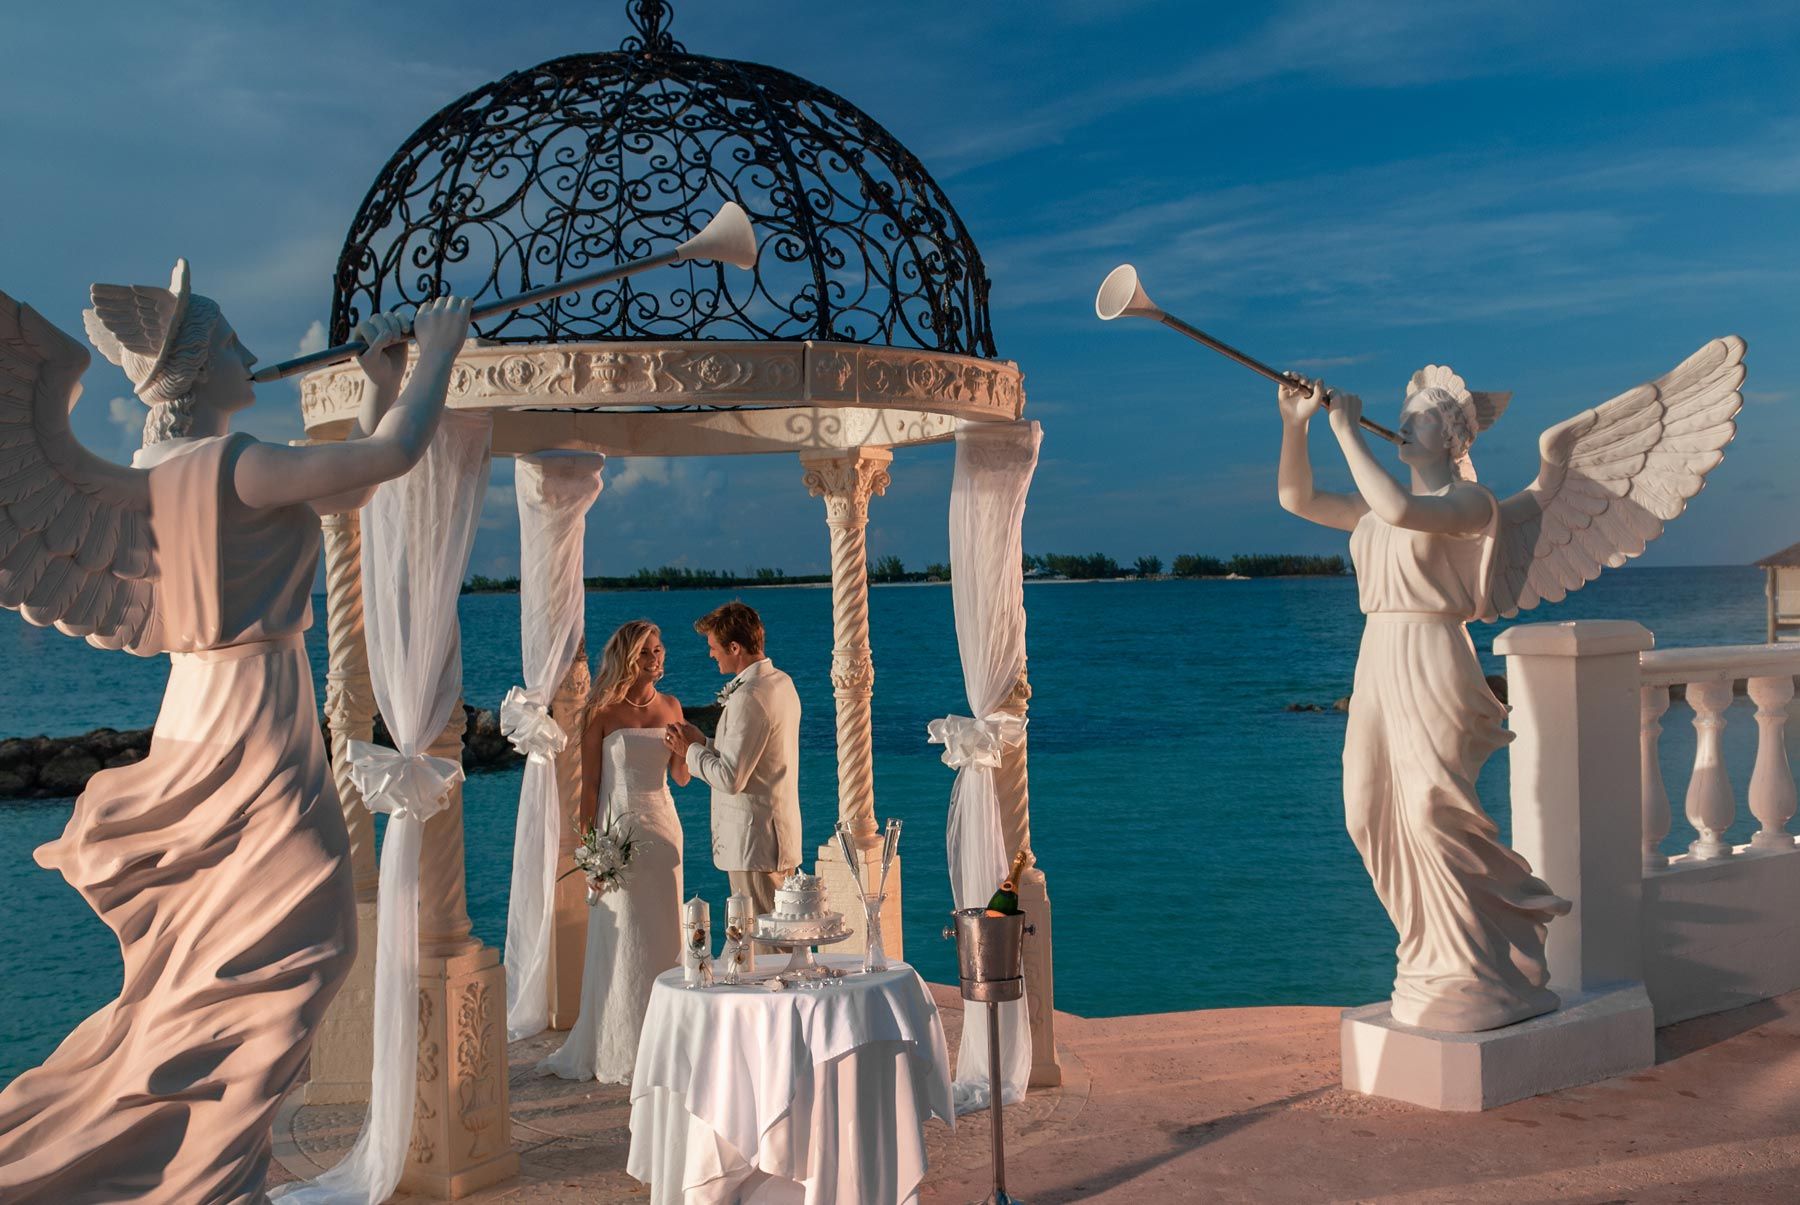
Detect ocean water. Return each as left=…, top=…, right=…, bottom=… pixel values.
left=0, top=566, right=1778, bottom=1085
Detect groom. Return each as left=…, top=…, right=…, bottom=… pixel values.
left=664, top=601, right=802, bottom=927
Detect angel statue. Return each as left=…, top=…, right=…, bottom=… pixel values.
left=1275, top=337, right=1744, bottom=1032
left=0, top=260, right=473, bottom=1200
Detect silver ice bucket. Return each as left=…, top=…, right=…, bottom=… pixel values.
left=951, top=907, right=1027, bottom=1003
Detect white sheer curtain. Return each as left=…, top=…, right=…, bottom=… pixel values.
left=503, top=452, right=604, bottom=1041
left=273, top=410, right=493, bottom=1204
left=927, top=419, right=1042, bottom=1114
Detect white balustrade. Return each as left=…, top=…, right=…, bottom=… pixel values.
left=1748, top=675, right=1798, bottom=851
left=1638, top=645, right=1800, bottom=866
left=1640, top=685, right=1672, bottom=871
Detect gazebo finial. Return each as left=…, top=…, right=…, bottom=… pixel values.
left=622, top=0, right=684, bottom=54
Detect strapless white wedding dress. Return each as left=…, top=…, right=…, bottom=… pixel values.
left=539, top=728, right=684, bottom=1083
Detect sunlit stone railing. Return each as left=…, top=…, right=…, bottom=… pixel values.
left=1638, top=644, right=1800, bottom=870
left=1498, top=622, right=1800, bottom=1028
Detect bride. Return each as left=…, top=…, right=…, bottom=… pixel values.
left=541, top=620, right=690, bottom=1082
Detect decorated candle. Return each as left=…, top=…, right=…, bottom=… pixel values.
left=682, top=897, right=712, bottom=987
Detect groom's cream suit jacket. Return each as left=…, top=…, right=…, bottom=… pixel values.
left=686, top=658, right=803, bottom=873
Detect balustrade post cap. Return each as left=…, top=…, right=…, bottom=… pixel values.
left=1493, top=620, right=1655, bottom=659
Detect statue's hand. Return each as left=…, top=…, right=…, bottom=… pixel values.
left=411, top=295, right=474, bottom=366
left=1326, top=388, right=1364, bottom=435
left=354, top=312, right=408, bottom=399
left=1278, top=376, right=1324, bottom=425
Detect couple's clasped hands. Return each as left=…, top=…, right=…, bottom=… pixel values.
left=663, top=721, right=704, bottom=759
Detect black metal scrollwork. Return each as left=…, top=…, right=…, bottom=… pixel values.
left=328, top=1, right=997, bottom=358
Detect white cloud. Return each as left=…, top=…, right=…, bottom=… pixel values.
left=106, top=396, right=142, bottom=452
left=605, top=458, right=672, bottom=496
left=297, top=320, right=327, bottom=356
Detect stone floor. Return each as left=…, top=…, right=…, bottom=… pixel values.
left=274, top=986, right=1800, bottom=1203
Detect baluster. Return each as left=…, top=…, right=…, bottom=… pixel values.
left=1641, top=684, right=1672, bottom=871
left=1747, top=674, right=1798, bottom=852
left=1685, top=679, right=1736, bottom=860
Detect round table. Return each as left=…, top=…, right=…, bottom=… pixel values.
left=626, top=956, right=953, bottom=1204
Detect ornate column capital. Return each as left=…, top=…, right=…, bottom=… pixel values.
left=801, top=447, right=893, bottom=528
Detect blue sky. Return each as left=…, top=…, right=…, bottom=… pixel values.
left=3, top=0, right=1797, bottom=576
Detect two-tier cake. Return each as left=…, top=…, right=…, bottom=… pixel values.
left=753, top=871, right=849, bottom=944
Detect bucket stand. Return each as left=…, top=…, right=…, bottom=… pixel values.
left=947, top=907, right=1033, bottom=1205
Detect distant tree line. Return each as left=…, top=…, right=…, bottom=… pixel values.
left=465, top=550, right=1345, bottom=593
left=1168, top=553, right=1347, bottom=578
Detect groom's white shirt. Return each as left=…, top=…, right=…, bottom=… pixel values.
left=687, top=657, right=802, bottom=872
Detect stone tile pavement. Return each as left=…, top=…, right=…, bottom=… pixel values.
left=275, top=985, right=1800, bottom=1203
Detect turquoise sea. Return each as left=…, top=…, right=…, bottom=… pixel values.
left=0, top=567, right=1777, bottom=1086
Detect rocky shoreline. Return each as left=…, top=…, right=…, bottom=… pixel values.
left=0, top=702, right=722, bottom=802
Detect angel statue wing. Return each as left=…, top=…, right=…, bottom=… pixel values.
left=1486, top=336, right=1745, bottom=619
left=0, top=287, right=157, bottom=651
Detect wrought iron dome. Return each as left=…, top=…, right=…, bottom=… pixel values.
left=328, top=0, right=997, bottom=359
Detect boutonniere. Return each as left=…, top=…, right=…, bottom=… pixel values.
left=716, top=678, right=745, bottom=707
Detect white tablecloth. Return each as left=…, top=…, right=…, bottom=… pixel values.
left=627, top=956, right=953, bottom=1204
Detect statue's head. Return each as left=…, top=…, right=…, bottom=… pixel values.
left=1398, top=365, right=1509, bottom=483
left=84, top=259, right=258, bottom=446
left=1399, top=385, right=1479, bottom=478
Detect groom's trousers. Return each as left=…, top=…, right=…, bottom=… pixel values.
left=730, top=868, right=787, bottom=954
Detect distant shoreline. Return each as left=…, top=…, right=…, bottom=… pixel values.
left=460, top=574, right=1352, bottom=596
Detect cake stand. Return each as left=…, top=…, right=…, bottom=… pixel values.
left=753, top=923, right=856, bottom=978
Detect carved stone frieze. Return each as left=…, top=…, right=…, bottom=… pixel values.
left=300, top=339, right=1024, bottom=439
left=455, top=979, right=501, bottom=1157
left=411, top=987, right=439, bottom=1164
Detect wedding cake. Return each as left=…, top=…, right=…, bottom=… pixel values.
left=754, top=871, right=849, bottom=943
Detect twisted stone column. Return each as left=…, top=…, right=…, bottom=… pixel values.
left=306, top=506, right=381, bottom=1105
left=321, top=509, right=379, bottom=899
left=801, top=448, right=902, bottom=958
left=802, top=448, right=891, bottom=847
left=419, top=700, right=478, bottom=957
left=547, top=640, right=593, bottom=1028
left=995, top=671, right=1060, bottom=1086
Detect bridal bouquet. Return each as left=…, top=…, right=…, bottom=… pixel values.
left=565, top=816, right=637, bottom=905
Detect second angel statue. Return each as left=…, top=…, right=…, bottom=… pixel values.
left=0, top=261, right=473, bottom=1201
left=1276, top=339, right=1743, bottom=1032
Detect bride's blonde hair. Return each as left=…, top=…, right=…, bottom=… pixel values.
left=591, top=620, right=661, bottom=710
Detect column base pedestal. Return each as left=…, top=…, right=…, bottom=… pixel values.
left=1017, top=870, right=1061, bottom=1089
left=814, top=843, right=903, bottom=962
left=401, top=945, right=519, bottom=1198
left=1341, top=983, right=1654, bottom=1111
left=303, top=898, right=377, bottom=1106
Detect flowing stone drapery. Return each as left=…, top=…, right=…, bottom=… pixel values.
left=273, top=411, right=493, bottom=1203
left=504, top=452, right=605, bottom=1041
left=930, top=420, right=1041, bottom=1114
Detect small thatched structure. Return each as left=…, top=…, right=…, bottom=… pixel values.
left=1754, top=543, right=1800, bottom=641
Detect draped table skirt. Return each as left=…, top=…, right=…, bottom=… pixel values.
left=627, top=957, right=952, bottom=1204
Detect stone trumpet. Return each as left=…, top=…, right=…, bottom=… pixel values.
left=251, top=202, right=759, bottom=383
left=1094, top=263, right=1403, bottom=445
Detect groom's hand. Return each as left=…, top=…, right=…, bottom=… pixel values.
left=664, top=722, right=702, bottom=758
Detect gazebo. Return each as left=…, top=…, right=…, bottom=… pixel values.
left=297, top=3, right=1054, bottom=1195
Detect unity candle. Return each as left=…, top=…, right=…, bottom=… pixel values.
left=723, top=893, right=753, bottom=982
left=682, top=897, right=712, bottom=987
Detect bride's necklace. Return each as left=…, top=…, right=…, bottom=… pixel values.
left=625, top=683, right=657, bottom=708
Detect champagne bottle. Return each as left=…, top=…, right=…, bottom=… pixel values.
left=984, top=848, right=1031, bottom=916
